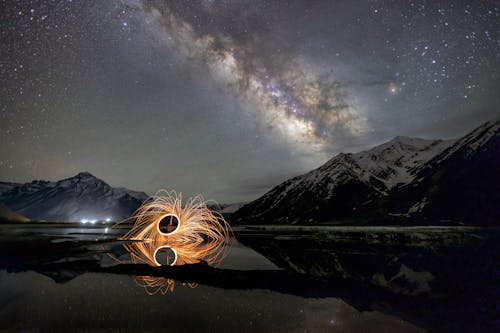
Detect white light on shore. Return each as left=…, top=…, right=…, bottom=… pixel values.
left=80, top=217, right=108, bottom=224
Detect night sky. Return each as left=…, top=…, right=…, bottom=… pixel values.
left=1, top=0, right=499, bottom=202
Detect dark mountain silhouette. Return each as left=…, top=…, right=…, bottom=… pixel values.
left=232, top=119, right=499, bottom=225
left=0, top=172, right=148, bottom=221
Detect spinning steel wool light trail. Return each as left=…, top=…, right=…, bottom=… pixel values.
left=119, top=190, right=233, bottom=295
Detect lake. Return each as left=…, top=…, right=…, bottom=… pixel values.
left=0, top=222, right=498, bottom=332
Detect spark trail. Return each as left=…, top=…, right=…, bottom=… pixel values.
left=119, top=190, right=232, bottom=295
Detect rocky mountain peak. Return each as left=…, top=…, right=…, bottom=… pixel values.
left=75, top=171, right=95, bottom=179
left=0, top=173, right=148, bottom=221
left=232, top=119, right=498, bottom=225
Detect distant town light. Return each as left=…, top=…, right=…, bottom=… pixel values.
left=80, top=217, right=110, bottom=224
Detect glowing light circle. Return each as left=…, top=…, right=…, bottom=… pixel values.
left=119, top=190, right=233, bottom=295
left=156, top=213, right=180, bottom=236
left=153, top=246, right=178, bottom=266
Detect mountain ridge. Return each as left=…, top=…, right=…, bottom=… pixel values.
left=232, top=119, right=499, bottom=225
left=0, top=172, right=148, bottom=222
left=386, top=119, right=500, bottom=224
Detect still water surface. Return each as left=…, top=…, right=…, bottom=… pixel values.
left=0, top=223, right=497, bottom=332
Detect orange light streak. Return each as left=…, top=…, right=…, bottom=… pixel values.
left=119, top=190, right=233, bottom=295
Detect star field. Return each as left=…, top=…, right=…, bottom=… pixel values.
left=1, top=0, right=499, bottom=202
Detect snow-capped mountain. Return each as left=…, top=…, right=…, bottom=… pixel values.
left=350, top=136, right=453, bottom=190
left=207, top=202, right=247, bottom=216
left=0, top=172, right=148, bottom=222
left=387, top=119, right=500, bottom=224
left=233, top=136, right=453, bottom=224
left=220, top=202, right=246, bottom=214
left=232, top=119, right=499, bottom=225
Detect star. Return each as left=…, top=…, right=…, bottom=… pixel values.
left=0, top=0, right=498, bottom=202
left=389, top=83, right=399, bottom=94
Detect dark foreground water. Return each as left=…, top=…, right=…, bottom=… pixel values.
left=0, top=223, right=498, bottom=332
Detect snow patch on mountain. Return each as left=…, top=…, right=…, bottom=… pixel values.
left=278, top=136, right=453, bottom=200
left=432, top=119, right=499, bottom=164
left=345, top=137, right=453, bottom=191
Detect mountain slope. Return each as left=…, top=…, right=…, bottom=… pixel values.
left=0, top=172, right=148, bottom=221
left=232, top=136, right=453, bottom=224
left=0, top=202, right=30, bottom=222
left=233, top=119, right=499, bottom=225
left=386, top=119, right=500, bottom=224
left=0, top=181, right=21, bottom=195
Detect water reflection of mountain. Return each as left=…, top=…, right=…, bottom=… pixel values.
left=236, top=226, right=500, bottom=333
left=0, top=226, right=498, bottom=333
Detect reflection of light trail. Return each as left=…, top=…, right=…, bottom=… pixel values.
left=153, top=246, right=177, bottom=266
left=119, top=190, right=233, bottom=295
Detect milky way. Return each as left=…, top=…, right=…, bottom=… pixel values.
left=1, top=0, right=499, bottom=201
left=131, top=1, right=367, bottom=154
